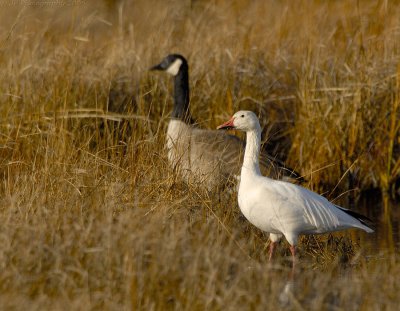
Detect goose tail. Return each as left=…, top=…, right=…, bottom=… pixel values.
left=336, top=206, right=374, bottom=233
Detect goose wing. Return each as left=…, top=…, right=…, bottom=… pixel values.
left=190, top=128, right=243, bottom=177
left=269, top=181, right=374, bottom=233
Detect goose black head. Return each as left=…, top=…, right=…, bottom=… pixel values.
left=150, top=54, right=192, bottom=123
left=150, top=54, right=188, bottom=76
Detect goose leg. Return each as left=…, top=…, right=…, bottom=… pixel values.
left=289, top=245, right=297, bottom=278
left=289, top=245, right=296, bottom=258
left=268, top=233, right=282, bottom=261
left=285, top=234, right=298, bottom=263
left=268, top=242, right=277, bottom=261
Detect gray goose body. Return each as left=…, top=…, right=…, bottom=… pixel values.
left=151, top=54, right=300, bottom=190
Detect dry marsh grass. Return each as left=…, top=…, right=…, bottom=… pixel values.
left=0, top=0, right=399, bottom=310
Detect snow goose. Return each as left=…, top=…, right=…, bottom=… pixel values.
left=150, top=54, right=301, bottom=190
left=217, top=110, right=373, bottom=260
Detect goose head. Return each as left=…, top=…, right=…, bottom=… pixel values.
left=150, top=54, right=188, bottom=76
left=217, top=110, right=261, bottom=132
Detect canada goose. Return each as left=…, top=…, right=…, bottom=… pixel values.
left=150, top=54, right=301, bottom=190
left=218, top=111, right=373, bottom=261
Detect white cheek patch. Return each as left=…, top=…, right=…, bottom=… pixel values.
left=166, top=59, right=183, bottom=76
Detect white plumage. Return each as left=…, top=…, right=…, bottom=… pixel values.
left=218, top=110, right=373, bottom=259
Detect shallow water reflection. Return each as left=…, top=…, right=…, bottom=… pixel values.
left=357, top=194, right=400, bottom=255
left=279, top=279, right=295, bottom=308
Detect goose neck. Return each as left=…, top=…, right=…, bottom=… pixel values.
left=242, top=129, right=262, bottom=176
left=172, top=65, right=192, bottom=123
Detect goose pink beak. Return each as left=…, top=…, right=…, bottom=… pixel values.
left=217, top=117, right=235, bottom=130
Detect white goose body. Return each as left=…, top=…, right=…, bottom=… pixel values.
left=238, top=172, right=372, bottom=244
left=218, top=111, right=373, bottom=258
left=151, top=54, right=300, bottom=189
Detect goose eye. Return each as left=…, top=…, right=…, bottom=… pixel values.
left=241, top=115, right=245, bottom=118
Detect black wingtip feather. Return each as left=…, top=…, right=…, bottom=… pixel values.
left=336, top=206, right=374, bottom=227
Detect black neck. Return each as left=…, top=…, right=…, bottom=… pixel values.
left=172, top=64, right=193, bottom=124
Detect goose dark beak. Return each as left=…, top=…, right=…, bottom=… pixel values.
left=150, top=59, right=169, bottom=71
left=217, top=117, right=235, bottom=130
left=149, top=63, right=164, bottom=71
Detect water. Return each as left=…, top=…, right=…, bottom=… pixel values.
left=358, top=194, right=400, bottom=255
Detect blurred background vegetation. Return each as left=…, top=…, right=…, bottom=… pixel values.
left=0, top=0, right=399, bottom=309
left=1, top=0, right=398, bottom=196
